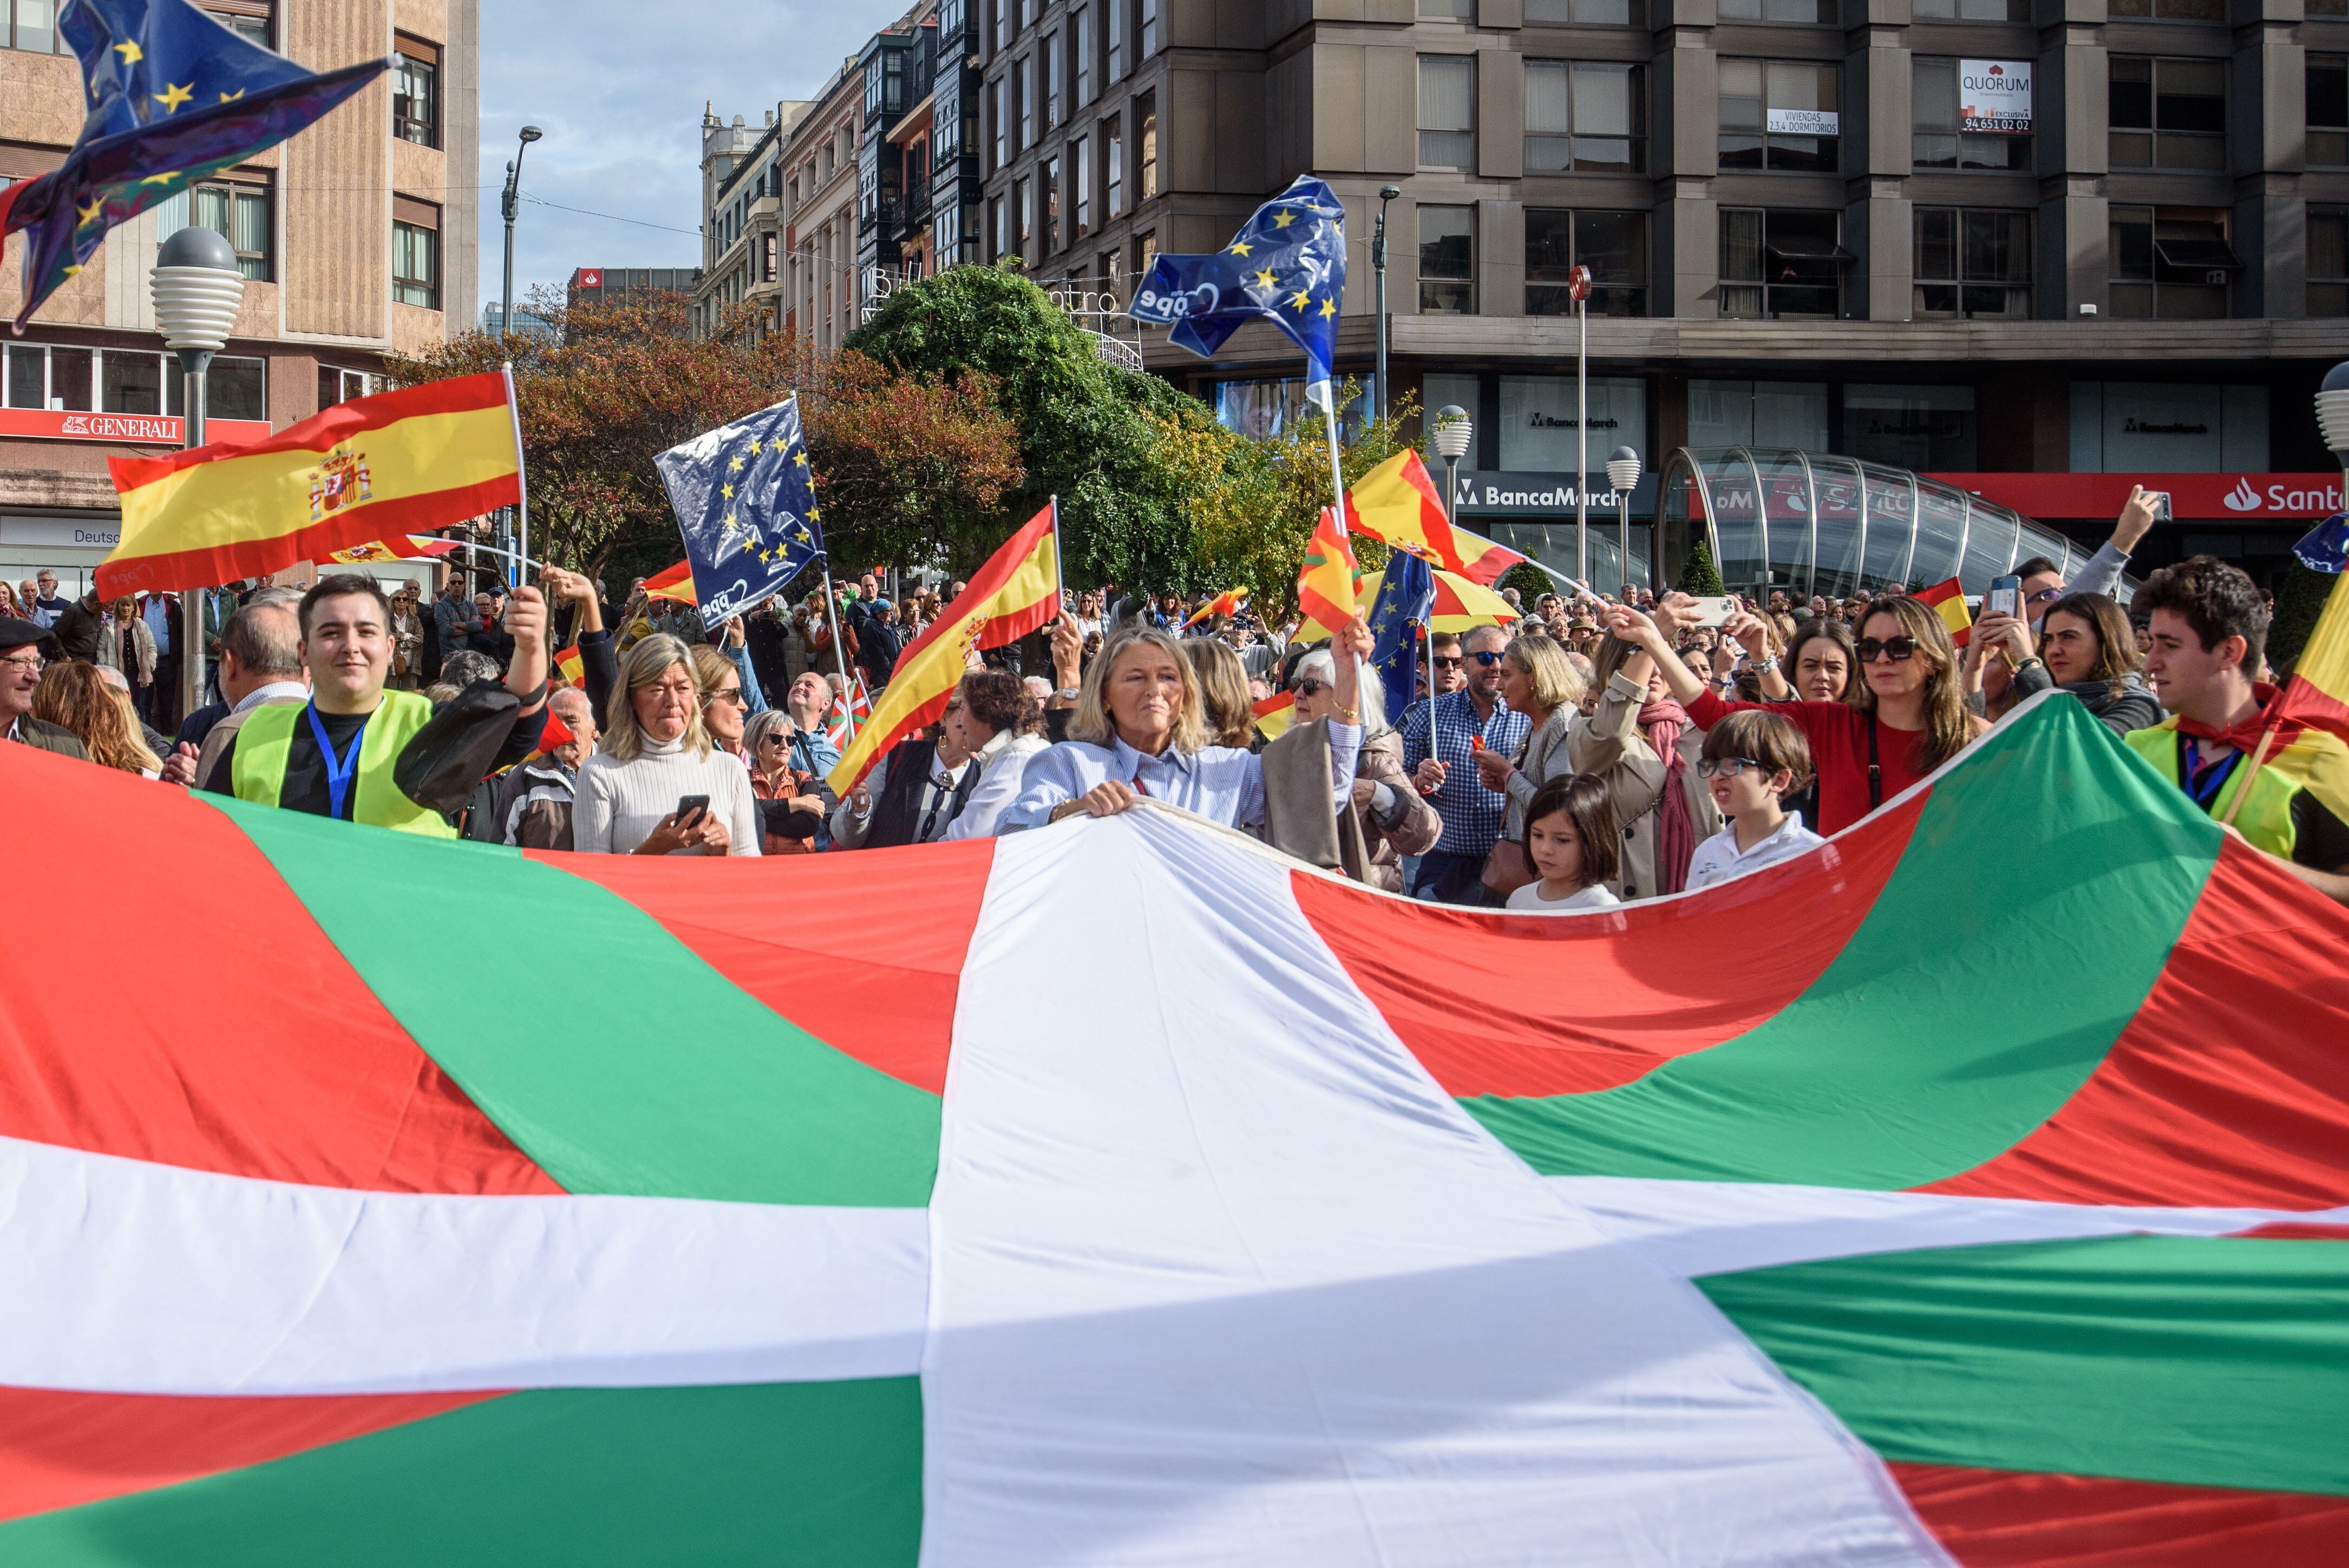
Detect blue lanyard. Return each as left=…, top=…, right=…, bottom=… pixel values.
left=2179, top=736, right=2241, bottom=813
left=305, top=703, right=370, bottom=822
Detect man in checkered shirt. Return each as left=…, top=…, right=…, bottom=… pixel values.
left=1398, top=622, right=1529, bottom=906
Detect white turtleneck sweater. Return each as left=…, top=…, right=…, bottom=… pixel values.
left=572, top=732, right=761, bottom=856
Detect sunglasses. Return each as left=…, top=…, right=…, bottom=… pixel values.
left=1430, top=655, right=1463, bottom=669
left=2025, top=586, right=2064, bottom=606
left=1469, top=650, right=1507, bottom=667
left=703, top=688, right=750, bottom=708
left=1854, top=636, right=1920, bottom=664
left=1288, top=678, right=1331, bottom=699
left=1697, top=757, right=1765, bottom=779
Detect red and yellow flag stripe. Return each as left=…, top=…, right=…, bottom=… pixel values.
left=1183, top=587, right=1248, bottom=629
left=1344, top=448, right=1527, bottom=587
left=1295, top=507, right=1360, bottom=637
left=642, top=561, right=697, bottom=606
left=1913, top=576, right=1972, bottom=648
left=826, top=504, right=1061, bottom=797
left=98, top=372, right=520, bottom=598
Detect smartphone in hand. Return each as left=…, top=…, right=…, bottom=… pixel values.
left=675, top=793, right=711, bottom=831
left=1986, top=576, right=2021, bottom=620
left=1688, top=595, right=1735, bottom=629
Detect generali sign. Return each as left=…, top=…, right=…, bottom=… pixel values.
left=1927, top=472, right=2344, bottom=522
left=0, top=409, right=274, bottom=447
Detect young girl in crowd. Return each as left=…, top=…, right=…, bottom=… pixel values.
left=1685, top=710, right=1824, bottom=891
left=1505, top=773, right=1621, bottom=912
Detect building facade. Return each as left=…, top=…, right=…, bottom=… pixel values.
left=973, top=0, right=2345, bottom=587
left=0, top=0, right=480, bottom=592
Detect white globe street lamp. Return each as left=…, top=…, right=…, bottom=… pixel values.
left=1431, top=404, right=1473, bottom=529
left=1606, top=445, right=1641, bottom=599
left=152, top=226, right=246, bottom=723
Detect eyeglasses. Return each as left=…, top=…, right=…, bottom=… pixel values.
left=1430, top=655, right=1462, bottom=670
left=703, top=688, right=749, bottom=708
left=1288, top=678, right=1330, bottom=699
left=1, top=653, right=41, bottom=673
left=1697, top=757, right=1764, bottom=779
left=1854, top=636, right=1920, bottom=664
left=2025, top=586, right=2064, bottom=606
left=1469, top=650, right=1507, bottom=667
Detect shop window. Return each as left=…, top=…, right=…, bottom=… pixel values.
left=1842, top=385, right=1977, bottom=470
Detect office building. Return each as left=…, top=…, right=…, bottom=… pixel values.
left=974, top=0, right=2346, bottom=589
left=0, top=0, right=480, bottom=592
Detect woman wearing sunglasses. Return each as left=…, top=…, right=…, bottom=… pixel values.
left=1288, top=646, right=1438, bottom=890
left=1612, top=593, right=1984, bottom=837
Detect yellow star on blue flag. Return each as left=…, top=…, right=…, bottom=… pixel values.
left=653, top=394, right=828, bottom=625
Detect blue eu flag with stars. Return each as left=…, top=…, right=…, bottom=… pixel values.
left=1367, top=548, right=1437, bottom=722
left=655, top=396, right=826, bottom=625
left=0, top=0, right=385, bottom=329
left=1128, top=175, right=1347, bottom=401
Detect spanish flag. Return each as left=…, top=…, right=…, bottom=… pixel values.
left=1913, top=576, right=1972, bottom=649
left=1184, top=587, right=1249, bottom=629
left=325, top=534, right=463, bottom=565
left=554, top=644, right=585, bottom=686
left=1344, top=449, right=1526, bottom=587
left=826, top=503, right=1061, bottom=796
left=2278, top=564, right=2349, bottom=743
left=1252, top=687, right=1296, bottom=743
left=642, top=560, right=697, bottom=605
left=1296, top=507, right=1361, bottom=637
left=97, top=371, right=522, bottom=599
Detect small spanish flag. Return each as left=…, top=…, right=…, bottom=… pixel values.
left=1344, top=448, right=1527, bottom=587
left=2277, top=562, right=2349, bottom=743
left=554, top=643, right=585, bottom=686
left=642, top=560, right=697, bottom=605
left=1184, top=587, right=1250, bottom=629
left=827, top=503, right=1062, bottom=797
left=325, top=534, right=463, bottom=565
left=97, top=371, right=521, bottom=598
left=1913, top=576, right=1972, bottom=649
left=1252, top=687, right=1295, bottom=743
left=1296, top=507, right=1361, bottom=637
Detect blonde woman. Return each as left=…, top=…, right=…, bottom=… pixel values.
left=1472, top=632, right=1588, bottom=894
left=572, top=633, right=760, bottom=856
left=32, top=660, right=160, bottom=777
left=1181, top=636, right=1257, bottom=749
left=1000, top=615, right=1375, bottom=830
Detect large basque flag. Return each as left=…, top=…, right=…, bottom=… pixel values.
left=96, top=372, right=522, bottom=596
left=2, top=693, right=2348, bottom=1566
left=0, top=0, right=385, bottom=328
left=654, top=396, right=825, bottom=626
left=1128, top=175, right=1347, bottom=403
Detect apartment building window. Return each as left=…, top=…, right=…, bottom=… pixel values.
left=2109, top=206, right=2240, bottom=318
left=1421, top=0, right=1475, bottom=17
left=1419, top=205, right=1475, bottom=314
left=1138, top=91, right=1158, bottom=200
left=996, top=0, right=1011, bottom=50
left=992, top=78, right=1008, bottom=167
left=1718, top=0, right=1835, bottom=24
left=1527, top=209, right=1647, bottom=316
left=1074, top=6, right=1094, bottom=106
left=1045, top=32, right=1062, bottom=130
left=1073, top=135, right=1092, bottom=238
left=763, top=233, right=778, bottom=283
left=193, top=177, right=271, bottom=281
left=1141, top=0, right=1160, bottom=55
left=2109, top=0, right=2222, bottom=19
left=2312, top=55, right=2347, bottom=167
left=392, top=39, right=440, bottom=148
left=2110, top=58, right=2224, bottom=170
left=1043, top=154, right=1062, bottom=252
left=1106, top=117, right=1124, bottom=218
left=1019, top=54, right=1035, bottom=149
left=1016, top=175, right=1033, bottom=258
left=5, top=0, right=67, bottom=50
left=1135, top=229, right=1157, bottom=280
left=1524, top=0, right=1644, bottom=25
left=2312, top=207, right=2348, bottom=317
left=1719, top=61, right=1840, bottom=172
left=1914, top=0, right=2022, bottom=15
left=1913, top=207, right=2030, bottom=317
left=1913, top=59, right=2031, bottom=169
left=392, top=216, right=439, bottom=308
left=991, top=195, right=1006, bottom=260
left=1719, top=208, right=1848, bottom=318
left=1524, top=62, right=1644, bottom=173
left=1108, top=0, right=1126, bottom=82
left=1418, top=57, right=1475, bottom=169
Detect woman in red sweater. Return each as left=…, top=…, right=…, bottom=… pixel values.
left=1609, top=594, right=1985, bottom=836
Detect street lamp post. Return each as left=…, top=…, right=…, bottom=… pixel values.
left=152, top=226, right=247, bottom=725
left=1568, top=264, right=1592, bottom=587
left=1606, top=445, right=1641, bottom=601
left=499, top=126, right=543, bottom=583
left=2320, top=361, right=2349, bottom=506
left=1431, top=404, right=1472, bottom=528
left=1372, top=185, right=1400, bottom=427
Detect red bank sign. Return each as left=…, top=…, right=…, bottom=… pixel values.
left=1928, top=472, right=2345, bottom=523
left=0, top=409, right=274, bottom=448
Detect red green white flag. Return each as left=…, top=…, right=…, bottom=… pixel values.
left=1, top=691, right=2346, bottom=1564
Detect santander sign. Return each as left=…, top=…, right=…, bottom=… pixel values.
left=1928, top=471, right=2344, bottom=522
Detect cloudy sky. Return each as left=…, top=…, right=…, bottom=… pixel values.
left=472, top=0, right=889, bottom=312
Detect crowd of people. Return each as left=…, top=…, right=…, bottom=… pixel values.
left=5, top=479, right=2344, bottom=909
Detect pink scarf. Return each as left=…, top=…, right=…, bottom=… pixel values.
left=1640, top=696, right=1697, bottom=895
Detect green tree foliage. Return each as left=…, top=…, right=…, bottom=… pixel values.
left=2269, top=557, right=2337, bottom=675
left=848, top=264, right=1206, bottom=590
left=1677, top=536, right=1726, bottom=596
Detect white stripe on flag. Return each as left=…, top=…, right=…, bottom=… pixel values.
left=920, top=807, right=1948, bottom=1568
left=0, top=1135, right=927, bottom=1395
left=1553, top=1176, right=2349, bottom=1281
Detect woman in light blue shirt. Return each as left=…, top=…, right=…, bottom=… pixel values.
left=1000, top=614, right=1375, bottom=830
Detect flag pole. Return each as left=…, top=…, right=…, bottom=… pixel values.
left=454, top=540, right=550, bottom=575
left=794, top=387, right=857, bottom=743
left=501, top=361, right=528, bottom=584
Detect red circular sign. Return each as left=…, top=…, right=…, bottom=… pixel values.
left=1567, top=265, right=1593, bottom=303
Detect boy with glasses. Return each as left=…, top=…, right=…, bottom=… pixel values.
left=1685, top=711, right=1822, bottom=891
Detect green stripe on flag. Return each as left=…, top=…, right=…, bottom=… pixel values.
left=1462, top=700, right=2215, bottom=1189
left=199, top=797, right=940, bottom=1206
left=0, top=1379, right=925, bottom=1566
left=1699, top=1234, right=2349, bottom=1498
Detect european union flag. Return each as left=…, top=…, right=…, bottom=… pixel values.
left=655, top=396, right=826, bottom=626
left=1367, top=548, right=1437, bottom=721
left=0, top=0, right=384, bottom=329
left=2296, top=513, right=2349, bottom=575
left=1128, top=175, right=1347, bottom=401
